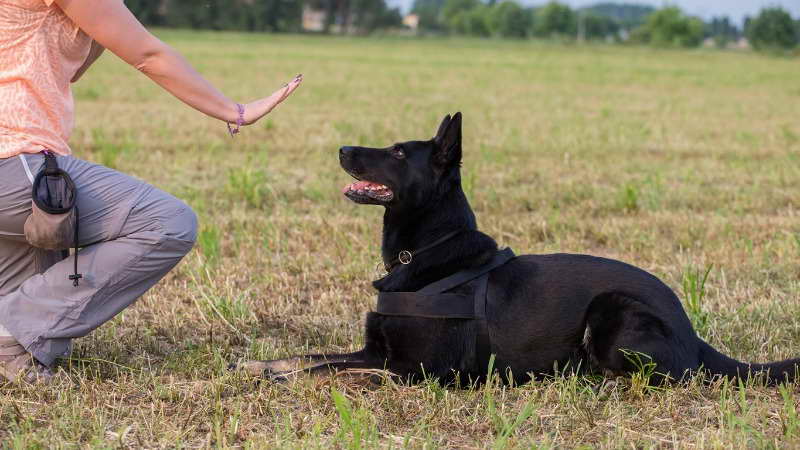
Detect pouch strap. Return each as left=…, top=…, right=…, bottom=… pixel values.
left=69, top=206, right=82, bottom=287
left=43, top=151, right=59, bottom=175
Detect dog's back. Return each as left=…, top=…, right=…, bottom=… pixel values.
left=485, top=253, right=701, bottom=382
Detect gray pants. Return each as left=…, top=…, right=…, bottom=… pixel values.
left=0, top=153, right=197, bottom=367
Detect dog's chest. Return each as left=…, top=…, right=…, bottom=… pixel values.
left=366, top=249, right=516, bottom=378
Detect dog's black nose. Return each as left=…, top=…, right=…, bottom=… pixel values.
left=339, top=146, right=355, bottom=158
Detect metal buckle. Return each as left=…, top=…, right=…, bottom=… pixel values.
left=398, top=250, right=412, bottom=265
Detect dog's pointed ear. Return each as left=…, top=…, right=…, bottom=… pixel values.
left=434, top=114, right=451, bottom=141
left=433, top=112, right=462, bottom=168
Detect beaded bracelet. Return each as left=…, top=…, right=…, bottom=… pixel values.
left=227, top=103, right=245, bottom=137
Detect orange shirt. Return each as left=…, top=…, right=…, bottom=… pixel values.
left=0, top=0, right=90, bottom=158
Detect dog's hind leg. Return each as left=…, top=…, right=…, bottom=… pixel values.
left=584, top=292, right=692, bottom=385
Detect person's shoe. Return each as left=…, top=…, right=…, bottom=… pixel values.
left=0, top=336, right=53, bottom=384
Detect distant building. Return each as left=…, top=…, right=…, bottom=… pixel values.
left=402, top=14, right=419, bottom=31
left=733, top=37, right=750, bottom=50
left=301, top=4, right=362, bottom=34
left=302, top=5, right=326, bottom=32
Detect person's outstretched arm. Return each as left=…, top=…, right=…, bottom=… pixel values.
left=55, top=0, right=301, bottom=125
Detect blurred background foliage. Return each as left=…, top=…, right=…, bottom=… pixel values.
left=125, top=0, right=799, bottom=52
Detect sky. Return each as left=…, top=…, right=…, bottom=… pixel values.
left=387, top=0, right=800, bottom=25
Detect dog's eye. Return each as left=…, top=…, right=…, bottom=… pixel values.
left=392, top=147, right=406, bottom=159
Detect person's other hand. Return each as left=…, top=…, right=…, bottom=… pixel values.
left=242, top=74, right=303, bottom=125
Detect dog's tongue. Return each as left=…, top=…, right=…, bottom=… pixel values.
left=343, top=180, right=380, bottom=193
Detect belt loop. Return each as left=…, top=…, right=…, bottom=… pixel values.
left=19, top=154, right=34, bottom=184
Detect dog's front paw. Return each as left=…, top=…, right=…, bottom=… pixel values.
left=229, top=359, right=273, bottom=377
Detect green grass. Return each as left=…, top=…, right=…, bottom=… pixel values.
left=2, top=30, right=800, bottom=447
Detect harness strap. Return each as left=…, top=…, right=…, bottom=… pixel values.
left=375, top=247, right=517, bottom=372
left=418, top=248, right=516, bottom=295
left=376, top=293, right=474, bottom=319
left=376, top=248, right=515, bottom=319
left=473, top=271, right=491, bottom=373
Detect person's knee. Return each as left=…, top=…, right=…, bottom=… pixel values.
left=180, top=206, right=199, bottom=247
left=161, top=201, right=198, bottom=251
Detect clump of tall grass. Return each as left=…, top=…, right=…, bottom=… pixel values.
left=616, top=183, right=639, bottom=212
left=482, top=356, right=537, bottom=449
left=331, top=388, right=379, bottom=449
left=226, top=167, right=272, bottom=210
left=682, top=264, right=713, bottom=338
left=197, top=224, right=221, bottom=266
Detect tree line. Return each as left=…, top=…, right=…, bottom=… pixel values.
left=126, top=0, right=800, bottom=51
left=413, top=0, right=800, bottom=50
left=126, top=0, right=402, bottom=34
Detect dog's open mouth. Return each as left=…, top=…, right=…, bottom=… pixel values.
left=342, top=180, right=394, bottom=204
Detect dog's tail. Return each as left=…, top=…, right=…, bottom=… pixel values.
left=698, top=339, right=799, bottom=385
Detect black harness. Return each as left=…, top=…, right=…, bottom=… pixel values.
left=376, top=247, right=516, bottom=372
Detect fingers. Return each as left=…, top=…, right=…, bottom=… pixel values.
left=279, top=74, right=302, bottom=102
left=243, top=74, right=303, bottom=124
left=287, top=73, right=303, bottom=87
left=266, top=75, right=303, bottom=114
left=270, top=76, right=301, bottom=108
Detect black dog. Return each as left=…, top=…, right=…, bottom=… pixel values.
left=241, top=113, right=799, bottom=387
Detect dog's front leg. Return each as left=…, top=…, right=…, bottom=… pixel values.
left=232, top=350, right=373, bottom=378
left=266, top=356, right=389, bottom=382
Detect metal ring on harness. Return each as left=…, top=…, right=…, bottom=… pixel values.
left=398, top=250, right=412, bottom=265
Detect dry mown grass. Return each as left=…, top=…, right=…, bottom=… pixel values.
left=2, top=31, right=800, bottom=448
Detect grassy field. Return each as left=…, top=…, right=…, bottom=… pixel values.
left=2, top=30, right=800, bottom=448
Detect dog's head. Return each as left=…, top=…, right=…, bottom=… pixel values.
left=339, top=113, right=463, bottom=210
